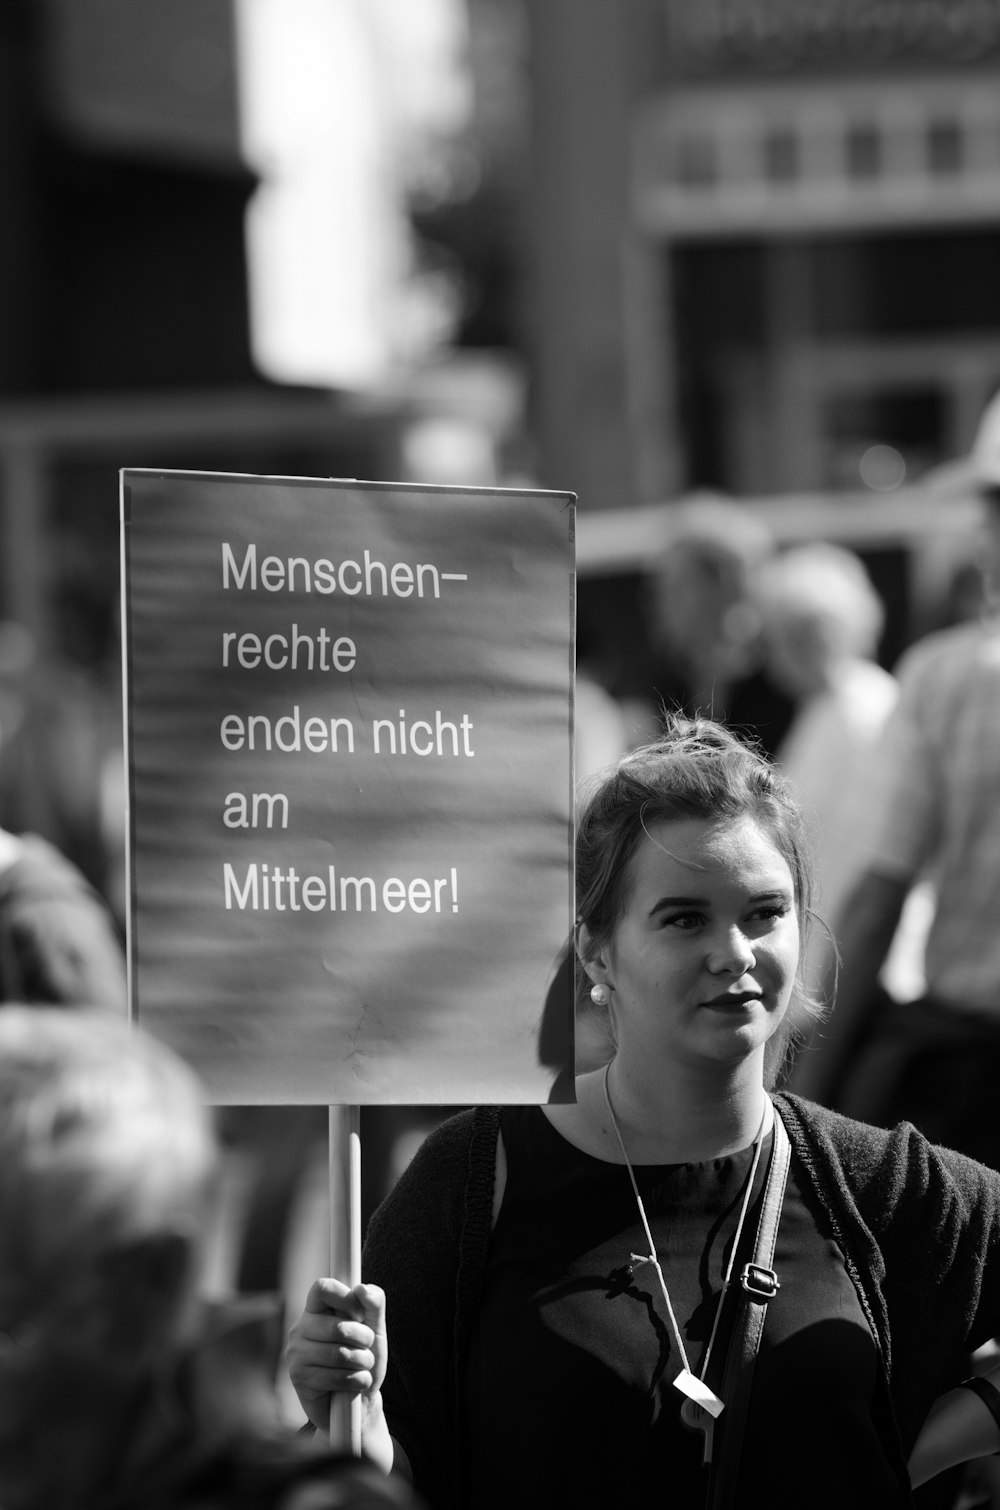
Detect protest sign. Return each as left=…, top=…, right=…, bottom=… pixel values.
left=122, top=470, right=575, bottom=1105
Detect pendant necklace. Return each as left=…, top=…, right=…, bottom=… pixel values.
left=602, top=1061, right=771, bottom=1428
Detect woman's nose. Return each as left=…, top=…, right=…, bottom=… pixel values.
left=707, top=927, right=756, bottom=975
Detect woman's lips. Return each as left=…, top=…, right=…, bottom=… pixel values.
left=700, top=992, right=763, bottom=1010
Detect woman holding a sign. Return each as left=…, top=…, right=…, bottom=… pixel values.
left=287, top=718, right=1000, bottom=1509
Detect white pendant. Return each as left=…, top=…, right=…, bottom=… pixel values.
left=672, top=1368, right=725, bottom=1419
left=680, top=1397, right=716, bottom=1465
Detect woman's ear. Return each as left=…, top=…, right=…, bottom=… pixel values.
left=576, top=923, right=611, bottom=985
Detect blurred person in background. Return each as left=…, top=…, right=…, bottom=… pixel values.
left=790, top=390, right=1000, bottom=1181
left=0, top=1005, right=422, bottom=1510
left=0, top=616, right=126, bottom=1012
left=0, top=619, right=121, bottom=907
left=0, top=809, right=125, bottom=1012
left=575, top=662, right=633, bottom=787
left=624, top=495, right=796, bottom=759
left=756, top=543, right=904, bottom=1008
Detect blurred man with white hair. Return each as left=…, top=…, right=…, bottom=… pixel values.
left=758, top=542, right=899, bottom=932
left=0, top=1007, right=420, bottom=1510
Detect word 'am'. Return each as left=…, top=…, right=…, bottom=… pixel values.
left=222, top=542, right=467, bottom=599
left=223, top=862, right=459, bottom=914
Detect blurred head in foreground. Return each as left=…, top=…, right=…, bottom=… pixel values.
left=0, top=1007, right=219, bottom=1506
left=0, top=1008, right=425, bottom=1510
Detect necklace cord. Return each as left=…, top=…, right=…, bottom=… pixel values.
left=602, top=1063, right=770, bottom=1388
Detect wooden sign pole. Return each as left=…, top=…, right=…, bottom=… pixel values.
left=328, top=1104, right=362, bottom=1453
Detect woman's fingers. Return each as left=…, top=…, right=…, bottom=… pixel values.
left=350, top=1284, right=388, bottom=1394
left=291, top=1309, right=376, bottom=1350
left=293, top=1342, right=377, bottom=1391
left=301, top=1276, right=364, bottom=1318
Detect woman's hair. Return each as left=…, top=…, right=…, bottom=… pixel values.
left=576, top=715, right=824, bottom=1085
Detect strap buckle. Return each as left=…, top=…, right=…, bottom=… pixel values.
left=740, top=1262, right=780, bottom=1300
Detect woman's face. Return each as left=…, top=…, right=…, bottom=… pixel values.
left=592, top=814, right=800, bottom=1072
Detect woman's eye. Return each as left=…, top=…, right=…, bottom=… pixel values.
left=663, top=912, right=703, bottom=931
left=750, top=903, right=791, bottom=925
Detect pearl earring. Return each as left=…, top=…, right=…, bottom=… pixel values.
left=590, top=982, right=613, bottom=1008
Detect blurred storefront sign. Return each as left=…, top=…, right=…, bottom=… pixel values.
left=635, top=75, right=1000, bottom=236
left=661, top=1, right=1000, bottom=78
left=642, top=2, right=1000, bottom=239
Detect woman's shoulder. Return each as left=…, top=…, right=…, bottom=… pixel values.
left=366, top=1107, right=500, bottom=1228
left=778, top=1090, right=946, bottom=1172
left=409, top=1104, right=501, bottom=1166
left=363, top=1107, right=502, bottom=1289
left=777, top=1092, right=1000, bottom=1213
left=776, top=1091, right=895, bottom=1148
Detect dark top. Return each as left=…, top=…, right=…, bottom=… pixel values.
left=364, top=1095, right=1000, bottom=1510
left=465, top=1106, right=898, bottom=1509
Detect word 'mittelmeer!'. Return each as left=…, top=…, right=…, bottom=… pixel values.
left=223, top=862, right=459, bottom=914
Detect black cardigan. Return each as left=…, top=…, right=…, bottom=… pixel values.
left=363, top=1093, right=1000, bottom=1508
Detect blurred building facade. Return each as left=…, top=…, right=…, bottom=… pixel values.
left=0, top=0, right=999, bottom=885
left=0, top=0, right=454, bottom=896
left=525, top=1, right=1000, bottom=674
left=642, top=4, right=1000, bottom=498
left=530, top=0, right=1000, bottom=503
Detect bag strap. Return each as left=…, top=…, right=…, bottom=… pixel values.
left=706, top=1105, right=791, bottom=1510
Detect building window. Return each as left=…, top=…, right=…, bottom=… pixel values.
left=763, top=127, right=798, bottom=182
left=676, top=131, right=716, bottom=187
left=926, top=118, right=963, bottom=175
left=845, top=123, right=881, bottom=179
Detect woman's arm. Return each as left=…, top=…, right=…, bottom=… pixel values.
left=908, top=1372, right=1000, bottom=1488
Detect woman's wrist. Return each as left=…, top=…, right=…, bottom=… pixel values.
left=358, top=1390, right=397, bottom=1477
left=295, top=1392, right=404, bottom=1482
